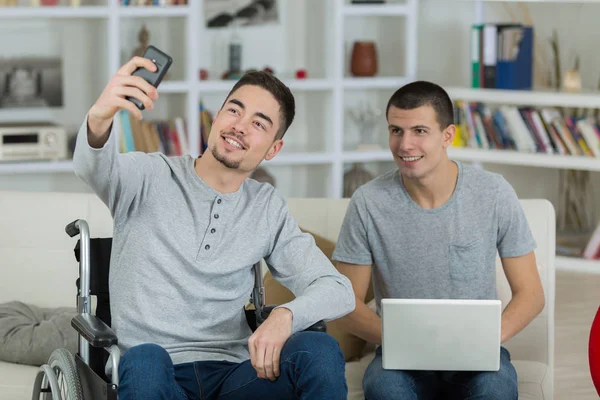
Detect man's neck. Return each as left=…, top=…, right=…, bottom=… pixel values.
left=194, top=152, right=249, bottom=194
left=402, top=159, right=459, bottom=210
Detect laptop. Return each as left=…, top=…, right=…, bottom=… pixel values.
left=381, top=298, right=502, bottom=371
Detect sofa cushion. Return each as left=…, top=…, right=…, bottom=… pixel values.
left=0, top=301, right=77, bottom=366
left=264, top=228, right=373, bottom=362
left=0, top=360, right=38, bottom=400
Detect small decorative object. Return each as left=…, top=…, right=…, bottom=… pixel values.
left=70, top=0, right=81, bottom=6
left=557, top=169, right=595, bottom=235
left=262, top=66, right=274, bottom=75
left=132, top=25, right=150, bottom=59
left=563, top=56, right=582, bottom=93
left=199, top=69, right=209, bottom=80
left=228, top=21, right=243, bottom=75
left=295, top=69, right=307, bottom=79
left=251, top=167, right=276, bottom=187
left=350, top=41, right=378, bottom=77
left=41, top=0, right=58, bottom=5
left=348, top=101, right=382, bottom=150
left=30, top=0, right=41, bottom=6
left=344, top=163, right=374, bottom=198
left=550, top=30, right=562, bottom=90
left=221, top=70, right=243, bottom=80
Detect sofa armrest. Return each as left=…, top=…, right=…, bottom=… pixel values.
left=71, top=314, right=118, bottom=348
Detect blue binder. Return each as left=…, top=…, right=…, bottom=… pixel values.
left=495, top=26, right=533, bottom=90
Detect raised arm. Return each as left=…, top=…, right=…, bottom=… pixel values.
left=73, top=57, right=160, bottom=218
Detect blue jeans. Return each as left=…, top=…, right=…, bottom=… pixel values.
left=363, top=346, right=518, bottom=400
left=117, top=331, right=347, bottom=399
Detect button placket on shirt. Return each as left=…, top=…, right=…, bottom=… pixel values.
left=204, top=197, right=222, bottom=252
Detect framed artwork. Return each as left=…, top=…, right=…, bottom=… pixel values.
left=204, top=0, right=279, bottom=28
left=0, top=57, right=63, bottom=109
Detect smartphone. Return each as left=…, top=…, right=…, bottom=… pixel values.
left=127, top=45, right=173, bottom=111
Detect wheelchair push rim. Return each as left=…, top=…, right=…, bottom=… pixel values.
left=32, top=348, right=84, bottom=400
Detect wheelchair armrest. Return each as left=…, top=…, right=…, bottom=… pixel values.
left=72, top=314, right=118, bottom=348
left=259, top=305, right=327, bottom=333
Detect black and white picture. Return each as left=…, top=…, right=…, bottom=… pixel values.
left=0, top=57, right=63, bottom=109
left=205, top=0, right=279, bottom=28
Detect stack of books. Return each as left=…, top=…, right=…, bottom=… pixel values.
left=453, top=100, right=600, bottom=157
left=471, top=23, right=533, bottom=90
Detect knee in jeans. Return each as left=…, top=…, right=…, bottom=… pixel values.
left=120, top=343, right=171, bottom=371
left=469, top=371, right=518, bottom=400
left=289, top=332, right=342, bottom=357
left=363, top=371, right=415, bottom=400
left=285, top=332, right=345, bottom=373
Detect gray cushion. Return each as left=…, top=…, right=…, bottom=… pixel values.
left=0, top=301, right=78, bottom=366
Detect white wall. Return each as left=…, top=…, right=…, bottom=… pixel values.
left=1, top=0, right=599, bottom=222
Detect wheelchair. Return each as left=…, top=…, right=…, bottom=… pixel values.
left=32, top=218, right=326, bottom=400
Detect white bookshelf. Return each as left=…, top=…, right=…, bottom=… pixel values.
left=556, top=256, right=600, bottom=275
left=0, top=160, right=74, bottom=174
left=0, top=0, right=421, bottom=199
left=447, top=87, right=600, bottom=109
left=0, top=5, right=109, bottom=18
left=342, top=3, right=411, bottom=17
left=2, top=0, right=599, bottom=195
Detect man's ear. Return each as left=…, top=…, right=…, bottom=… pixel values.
left=264, top=139, right=284, bottom=161
left=442, top=124, right=456, bottom=149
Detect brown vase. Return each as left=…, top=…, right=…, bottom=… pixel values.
left=351, top=41, right=378, bottom=77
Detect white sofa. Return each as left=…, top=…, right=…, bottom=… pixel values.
left=0, top=190, right=555, bottom=399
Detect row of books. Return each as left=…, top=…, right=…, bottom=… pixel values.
left=452, top=101, right=600, bottom=158
left=471, top=23, right=533, bottom=90
left=120, top=0, right=187, bottom=5
left=117, top=110, right=189, bottom=156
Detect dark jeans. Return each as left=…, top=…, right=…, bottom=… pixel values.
left=117, top=331, right=347, bottom=399
left=363, top=346, right=518, bottom=400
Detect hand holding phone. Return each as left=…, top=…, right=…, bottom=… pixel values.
left=127, top=45, right=173, bottom=111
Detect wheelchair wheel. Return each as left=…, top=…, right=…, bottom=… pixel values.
left=32, top=348, right=83, bottom=400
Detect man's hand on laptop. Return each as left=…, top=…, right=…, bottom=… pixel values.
left=248, top=307, right=293, bottom=381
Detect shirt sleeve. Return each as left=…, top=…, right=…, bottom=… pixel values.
left=331, top=188, right=373, bottom=265
left=264, top=193, right=355, bottom=333
left=495, top=176, right=537, bottom=258
left=72, top=114, right=157, bottom=224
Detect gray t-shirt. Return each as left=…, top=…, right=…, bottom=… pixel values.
left=72, top=115, right=355, bottom=365
left=332, top=161, right=536, bottom=316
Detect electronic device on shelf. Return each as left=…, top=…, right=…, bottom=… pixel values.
left=0, top=123, right=68, bottom=162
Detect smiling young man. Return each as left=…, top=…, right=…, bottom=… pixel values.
left=72, top=56, right=355, bottom=400
left=331, top=81, right=545, bottom=399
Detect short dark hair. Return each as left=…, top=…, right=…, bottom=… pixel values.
left=223, top=70, right=295, bottom=140
left=385, top=81, right=454, bottom=129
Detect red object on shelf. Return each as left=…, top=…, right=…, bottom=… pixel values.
left=590, top=306, right=600, bottom=397
left=41, top=0, right=59, bottom=5
left=199, top=69, right=209, bottom=81
left=296, top=69, right=307, bottom=79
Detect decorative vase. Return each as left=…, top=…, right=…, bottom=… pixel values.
left=350, top=41, right=378, bottom=77
left=343, top=163, right=374, bottom=198
left=590, top=306, right=600, bottom=397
